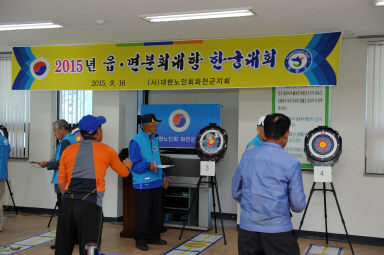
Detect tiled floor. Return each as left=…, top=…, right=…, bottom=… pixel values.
left=1, top=213, right=383, bottom=255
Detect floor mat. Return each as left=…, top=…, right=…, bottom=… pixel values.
left=305, top=244, right=343, bottom=255
left=0, top=230, right=56, bottom=255
left=163, top=233, right=223, bottom=255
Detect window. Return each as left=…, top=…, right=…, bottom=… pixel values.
left=0, top=55, right=30, bottom=158
left=58, top=90, right=93, bottom=124
left=365, top=42, right=384, bottom=174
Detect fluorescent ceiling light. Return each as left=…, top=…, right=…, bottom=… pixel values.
left=374, top=0, right=384, bottom=6
left=0, top=22, right=62, bottom=31
left=142, top=9, right=255, bottom=22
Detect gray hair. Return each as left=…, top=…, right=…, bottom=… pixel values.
left=53, top=119, right=71, bottom=131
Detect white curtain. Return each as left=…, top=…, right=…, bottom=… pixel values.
left=59, top=90, right=92, bottom=124
left=0, top=56, right=30, bottom=158
left=366, top=42, right=384, bottom=174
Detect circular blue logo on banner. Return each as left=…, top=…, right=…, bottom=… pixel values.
left=284, top=49, right=312, bottom=74
left=169, top=109, right=190, bottom=132
left=30, top=58, right=50, bottom=80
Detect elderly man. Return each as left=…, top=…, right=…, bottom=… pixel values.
left=232, top=113, right=306, bottom=255
left=55, top=115, right=132, bottom=255
left=129, top=113, right=170, bottom=251
left=39, top=119, right=78, bottom=195
left=39, top=120, right=78, bottom=249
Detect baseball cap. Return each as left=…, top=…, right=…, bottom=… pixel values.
left=257, top=116, right=265, bottom=127
left=79, top=115, right=106, bottom=134
left=141, top=113, right=162, bottom=124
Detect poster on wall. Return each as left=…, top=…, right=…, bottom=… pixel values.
left=12, top=32, right=341, bottom=90
left=141, top=104, right=221, bottom=149
left=273, top=86, right=330, bottom=169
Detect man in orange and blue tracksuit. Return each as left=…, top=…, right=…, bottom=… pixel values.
left=55, top=115, right=132, bottom=255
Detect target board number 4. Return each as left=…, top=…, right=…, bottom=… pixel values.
left=314, top=166, right=332, bottom=182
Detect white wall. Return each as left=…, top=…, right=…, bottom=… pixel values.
left=5, top=91, right=57, bottom=209
left=118, top=90, right=138, bottom=213
left=92, top=91, right=138, bottom=218
left=119, top=90, right=139, bottom=148
left=238, top=38, right=384, bottom=238
left=148, top=89, right=239, bottom=214
left=93, top=91, right=121, bottom=217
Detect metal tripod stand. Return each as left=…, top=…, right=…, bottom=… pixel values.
left=47, top=197, right=60, bottom=227
left=179, top=175, right=227, bottom=244
left=5, top=179, right=19, bottom=214
left=297, top=182, right=355, bottom=255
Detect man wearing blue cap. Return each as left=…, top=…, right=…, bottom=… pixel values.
left=55, top=115, right=132, bottom=255
left=129, top=113, right=170, bottom=251
left=0, top=131, right=10, bottom=232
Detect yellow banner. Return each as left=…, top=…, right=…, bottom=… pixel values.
left=12, top=32, right=341, bottom=90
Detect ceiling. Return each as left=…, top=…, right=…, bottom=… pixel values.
left=0, top=0, right=383, bottom=52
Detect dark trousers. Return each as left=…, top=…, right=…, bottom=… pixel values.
left=238, top=228, right=300, bottom=255
left=55, top=198, right=103, bottom=255
left=135, top=188, right=162, bottom=245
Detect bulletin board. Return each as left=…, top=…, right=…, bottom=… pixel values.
left=272, top=86, right=330, bottom=169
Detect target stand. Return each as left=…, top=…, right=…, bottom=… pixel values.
left=297, top=126, right=355, bottom=255
left=179, top=124, right=228, bottom=244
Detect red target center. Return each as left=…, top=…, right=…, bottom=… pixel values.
left=317, top=139, right=328, bottom=150
left=208, top=137, right=216, bottom=146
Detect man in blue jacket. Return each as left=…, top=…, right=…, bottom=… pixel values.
left=0, top=132, right=10, bottom=232
left=39, top=119, right=77, bottom=249
left=245, top=115, right=265, bottom=150
left=232, top=113, right=306, bottom=255
left=129, top=113, right=170, bottom=251
left=39, top=119, right=78, bottom=196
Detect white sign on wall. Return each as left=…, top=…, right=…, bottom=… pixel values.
left=273, top=86, right=330, bottom=169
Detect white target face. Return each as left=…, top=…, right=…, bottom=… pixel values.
left=198, top=129, right=225, bottom=155
left=304, top=126, right=342, bottom=165
left=307, top=131, right=338, bottom=160
left=196, top=125, right=228, bottom=163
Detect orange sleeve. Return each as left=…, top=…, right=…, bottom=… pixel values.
left=58, top=150, right=68, bottom=184
left=108, top=146, right=130, bottom=178
left=92, top=143, right=130, bottom=192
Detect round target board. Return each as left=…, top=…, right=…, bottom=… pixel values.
left=71, top=126, right=83, bottom=142
left=304, top=126, right=342, bottom=166
left=196, top=124, right=228, bottom=162
left=0, top=125, right=9, bottom=139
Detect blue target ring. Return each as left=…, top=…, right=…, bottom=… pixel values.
left=314, top=136, right=332, bottom=154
